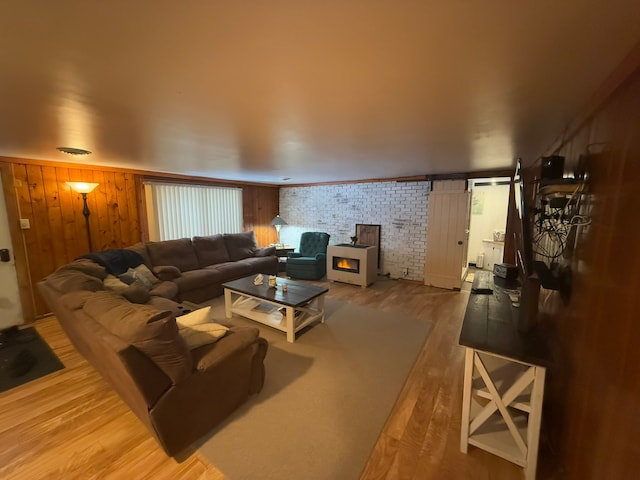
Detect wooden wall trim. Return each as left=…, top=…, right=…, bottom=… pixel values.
left=0, top=155, right=282, bottom=188
left=285, top=169, right=513, bottom=188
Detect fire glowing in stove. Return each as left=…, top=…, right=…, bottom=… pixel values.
left=338, top=258, right=354, bottom=270
left=334, top=257, right=360, bottom=272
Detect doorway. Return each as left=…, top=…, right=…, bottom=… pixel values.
left=0, top=171, right=24, bottom=329
left=466, top=178, right=510, bottom=273
left=424, top=180, right=471, bottom=290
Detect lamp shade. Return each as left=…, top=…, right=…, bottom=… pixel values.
left=271, top=215, right=288, bottom=226
left=66, top=181, right=99, bottom=194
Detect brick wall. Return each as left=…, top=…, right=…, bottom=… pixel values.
left=279, top=181, right=430, bottom=281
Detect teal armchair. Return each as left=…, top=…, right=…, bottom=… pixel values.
left=286, top=232, right=331, bottom=280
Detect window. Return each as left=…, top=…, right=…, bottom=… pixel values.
left=145, top=183, right=243, bottom=241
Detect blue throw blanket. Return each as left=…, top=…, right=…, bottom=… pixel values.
left=80, top=249, right=144, bottom=276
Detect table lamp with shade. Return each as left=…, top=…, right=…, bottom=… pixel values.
left=270, top=214, right=287, bottom=246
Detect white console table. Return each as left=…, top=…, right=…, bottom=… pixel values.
left=459, top=272, right=550, bottom=480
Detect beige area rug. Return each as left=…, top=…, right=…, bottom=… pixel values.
left=197, top=298, right=433, bottom=480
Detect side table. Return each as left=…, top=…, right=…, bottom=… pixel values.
left=274, top=246, right=294, bottom=272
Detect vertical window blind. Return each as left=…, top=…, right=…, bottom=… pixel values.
left=145, top=183, right=243, bottom=241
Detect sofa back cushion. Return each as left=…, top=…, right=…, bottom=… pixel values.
left=193, top=234, right=231, bottom=267
left=223, top=231, right=257, bottom=261
left=127, top=242, right=153, bottom=269
left=83, top=292, right=193, bottom=384
left=146, top=238, right=199, bottom=272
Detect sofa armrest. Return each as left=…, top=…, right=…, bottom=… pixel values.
left=315, top=253, right=327, bottom=262
left=255, top=246, right=276, bottom=257
left=193, top=327, right=261, bottom=372
left=152, top=265, right=182, bottom=281
left=288, top=252, right=302, bottom=259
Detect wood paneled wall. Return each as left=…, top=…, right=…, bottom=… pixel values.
left=243, top=185, right=280, bottom=246
left=526, top=65, right=640, bottom=476
left=4, top=162, right=142, bottom=316
left=1, top=159, right=280, bottom=319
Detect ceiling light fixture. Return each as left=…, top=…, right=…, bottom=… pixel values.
left=57, top=147, right=92, bottom=155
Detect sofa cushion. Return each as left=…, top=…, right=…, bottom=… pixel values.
left=223, top=232, right=257, bottom=261
left=172, top=269, right=224, bottom=292
left=255, top=246, right=276, bottom=257
left=152, top=265, right=182, bottom=281
left=61, top=291, right=95, bottom=310
left=46, top=270, right=105, bottom=294
left=149, top=281, right=179, bottom=299
left=126, top=242, right=153, bottom=269
left=205, top=261, right=253, bottom=281
left=193, top=235, right=231, bottom=267
left=239, top=256, right=279, bottom=274
left=121, top=285, right=152, bottom=304
left=131, top=315, right=193, bottom=384
left=190, top=327, right=260, bottom=371
left=147, top=238, right=199, bottom=272
left=83, top=292, right=193, bottom=384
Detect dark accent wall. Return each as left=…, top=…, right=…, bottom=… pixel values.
left=527, top=65, right=640, bottom=476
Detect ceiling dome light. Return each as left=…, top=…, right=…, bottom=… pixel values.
left=57, top=147, right=92, bottom=155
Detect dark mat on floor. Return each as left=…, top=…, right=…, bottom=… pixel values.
left=0, top=327, right=64, bottom=393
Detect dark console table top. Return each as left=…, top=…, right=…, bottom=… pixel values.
left=459, top=271, right=551, bottom=367
left=222, top=275, right=328, bottom=308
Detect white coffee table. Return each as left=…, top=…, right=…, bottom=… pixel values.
left=222, top=276, right=328, bottom=342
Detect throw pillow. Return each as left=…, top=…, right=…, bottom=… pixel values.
left=119, top=267, right=154, bottom=288
left=118, top=271, right=136, bottom=285
left=179, top=323, right=229, bottom=349
left=175, top=307, right=211, bottom=329
left=152, top=265, right=182, bottom=281
left=132, top=264, right=160, bottom=285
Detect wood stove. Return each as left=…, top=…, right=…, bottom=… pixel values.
left=326, top=244, right=378, bottom=287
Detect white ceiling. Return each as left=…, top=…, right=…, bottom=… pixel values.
left=1, top=1, right=639, bottom=184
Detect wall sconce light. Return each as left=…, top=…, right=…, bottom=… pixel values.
left=270, top=214, right=288, bottom=246
left=66, top=182, right=99, bottom=252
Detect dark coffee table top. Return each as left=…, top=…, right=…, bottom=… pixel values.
left=222, top=275, right=328, bottom=307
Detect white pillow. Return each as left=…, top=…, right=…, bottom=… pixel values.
left=179, top=322, right=229, bottom=349
left=103, top=274, right=130, bottom=291
left=175, top=306, right=211, bottom=329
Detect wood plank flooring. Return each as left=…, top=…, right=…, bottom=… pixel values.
left=0, top=277, right=536, bottom=479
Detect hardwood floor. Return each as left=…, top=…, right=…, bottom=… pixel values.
left=0, top=277, right=533, bottom=479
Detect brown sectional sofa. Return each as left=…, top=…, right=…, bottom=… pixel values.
left=36, top=231, right=278, bottom=456
left=131, top=232, right=279, bottom=303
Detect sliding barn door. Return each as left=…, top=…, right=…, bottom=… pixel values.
left=424, top=181, right=471, bottom=290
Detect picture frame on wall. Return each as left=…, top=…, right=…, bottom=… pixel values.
left=355, top=224, right=381, bottom=270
